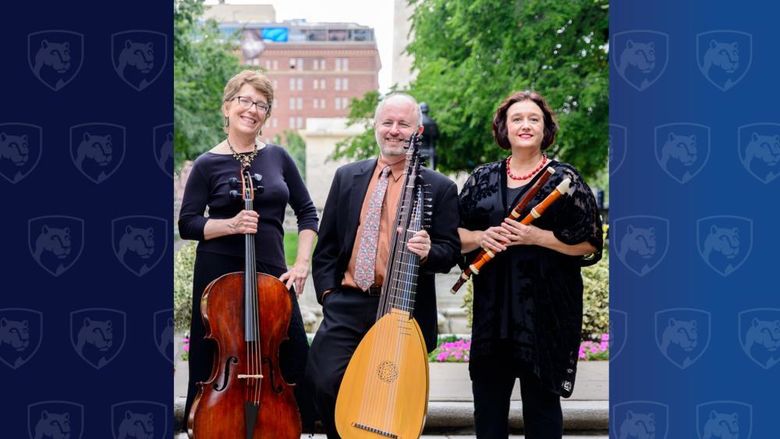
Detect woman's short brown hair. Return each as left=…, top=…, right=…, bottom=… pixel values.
left=492, top=90, right=558, bottom=150
left=222, top=70, right=274, bottom=133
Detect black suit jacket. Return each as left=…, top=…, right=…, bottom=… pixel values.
left=312, top=158, right=461, bottom=352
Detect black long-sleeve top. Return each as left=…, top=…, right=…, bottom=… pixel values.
left=459, top=160, right=603, bottom=397
left=178, top=144, right=318, bottom=272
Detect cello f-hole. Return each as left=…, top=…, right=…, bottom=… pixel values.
left=213, top=356, right=239, bottom=391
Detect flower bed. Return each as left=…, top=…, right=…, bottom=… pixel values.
left=428, top=334, right=610, bottom=363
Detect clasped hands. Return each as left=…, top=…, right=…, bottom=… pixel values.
left=480, top=218, right=543, bottom=254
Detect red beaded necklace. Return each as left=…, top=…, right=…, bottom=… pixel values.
left=506, top=153, right=548, bottom=181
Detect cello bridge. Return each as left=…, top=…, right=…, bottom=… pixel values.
left=237, top=374, right=263, bottom=380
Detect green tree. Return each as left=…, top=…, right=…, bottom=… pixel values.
left=334, top=0, right=608, bottom=181
left=174, top=0, right=241, bottom=170
left=273, top=130, right=307, bottom=180
left=408, top=0, right=608, bottom=179
left=330, top=91, right=382, bottom=161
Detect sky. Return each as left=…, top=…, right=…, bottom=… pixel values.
left=205, top=0, right=397, bottom=93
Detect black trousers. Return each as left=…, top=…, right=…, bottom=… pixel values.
left=471, top=354, right=563, bottom=439
left=305, top=286, right=380, bottom=439
left=183, top=251, right=317, bottom=431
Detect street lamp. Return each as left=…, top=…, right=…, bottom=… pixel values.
left=419, top=102, right=438, bottom=170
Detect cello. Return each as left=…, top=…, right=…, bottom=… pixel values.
left=335, top=134, right=430, bottom=438
left=187, top=167, right=301, bottom=439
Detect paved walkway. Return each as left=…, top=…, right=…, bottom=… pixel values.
left=174, top=357, right=608, bottom=434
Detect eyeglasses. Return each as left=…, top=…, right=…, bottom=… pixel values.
left=232, top=96, right=270, bottom=113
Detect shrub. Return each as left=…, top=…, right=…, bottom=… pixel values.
left=174, top=240, right=197, bottom=331
left=582, top=253, right=609, bottom=341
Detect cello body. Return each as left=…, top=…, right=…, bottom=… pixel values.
left=188, top=272, right=301, bottom=439
left=335, top=310, right=429, bottom=438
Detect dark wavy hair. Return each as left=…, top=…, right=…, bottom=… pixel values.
left=492, top=90, right=558, bottom=151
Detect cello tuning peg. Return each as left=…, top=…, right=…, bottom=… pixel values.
left=252, top=174, right=264, bottom=193
left=228, top=177, right=240, bottom=188
left=229, top=189, right=241, bottom=200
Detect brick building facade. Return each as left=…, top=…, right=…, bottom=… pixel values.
left=205, top=5, right=381, bottom=142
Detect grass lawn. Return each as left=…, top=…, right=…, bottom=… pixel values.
left=283, top=231, right=298, bottom=266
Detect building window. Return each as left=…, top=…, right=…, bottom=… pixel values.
left=297, top=78, right=303, bottom=91
left=342, top=78, right=348, bottom=90
left=289, top=97, right=296, bottom=110
left=313, top=79, right=318, bottom=90
left=297, top=97, right=303, bottom=110
left=272, top=118, right=277, bottom=128
left=319, top=79, right=326, bottom=90
left=335, top=58, right=349, bottom=71
left=297, top=117, right=303, bottom=128
left=313, top=99, right=319, bottom=109
left=273, top=60, right=278, bottom=70
left=335, top=79, right=341, bottom=91
left=289, top=78, right=296, bottom=91
left=289, top=57, right=304, bottom=71
left=334, top=97, right=341, bottom=110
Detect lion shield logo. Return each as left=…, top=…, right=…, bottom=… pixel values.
left=696, top=401, right=752, bottom=439
left=696, top=30, right=752, bottom=91
left=0, top=308, right=43, bottom=370
left=27, top=400, right=84, bottom=439
left=153, top=124, right=173, bottom=178
left=738, top=123, right=780, bottom=184
left=111, top=401, right=168, bottom=439
left=696, top=216, right=752, bottom=277
left=654, top=308, right=711, bottom=369
left=654, top=123, right=711, bottom=184
left=0, top=123, right=43, bottom=184
left=111, top=216, right=168, bottom=277
left=153, top=309, right=174, bottom=364
left=69, top=123, right=126, bottom=184
left=70, top=308, right=126, bottom=370
left=609, top=309, right=627, bottom=362
left=613, top=216, right=670, bottom=276
left=28, top=215, right=85, bottom=277
left=612, top=401, right=669, bottom=439
left=609, top=124, right=627, bottom=176
left=111, top=30, right=168, bottom=91
left=739, top=308, right=780, bottom=370
left=27, top=30, right=84, bottom=91
left=612, top=30, right=669, bottom=92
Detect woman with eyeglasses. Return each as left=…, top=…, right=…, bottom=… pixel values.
left=178, top=70, right=318, bottom=431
